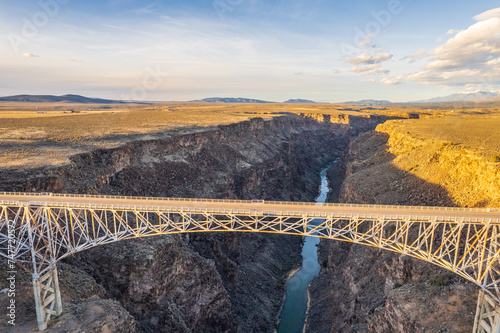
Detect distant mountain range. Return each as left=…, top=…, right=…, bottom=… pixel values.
left=342, top=92, right=500, bottom=104
left=283, top=99, right=316, bottom=103
left=197, top=97, right=317, bottom=103
left=412, top=91, right=499, bottom=103
left=197, top=97, right=274, bottom=103
left=0, top=94, right=129, bottom=104
left=3, top=92, right=497, bottom=105
left=0, top=95, right=317, bottom=104
left=342, top=99, right=392, bottom=105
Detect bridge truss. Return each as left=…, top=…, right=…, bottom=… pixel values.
left=1, top=197, right=500, bottom=331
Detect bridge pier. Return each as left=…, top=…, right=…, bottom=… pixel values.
left=474, top=291, right=500, bottom=333
left=33, top=265, right=62, bottom=330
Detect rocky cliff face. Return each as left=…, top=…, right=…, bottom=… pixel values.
left=306, top=124, right=497, bottom=332
left=299, top=113, right=395, bottom=134
left=0, top=115, right=358, bottom=332
left=377, top=122, right=500, bottom=207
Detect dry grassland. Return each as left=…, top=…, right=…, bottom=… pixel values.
left=1, top=101, right=499, bottom=170
left=0, top=102, right=364, bottom=169
left=383, top=115, right=500, bottom=159
left=361, top=101, right=500, bottom=119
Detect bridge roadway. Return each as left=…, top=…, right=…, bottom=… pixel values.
left=1, top=192, right=499, bottom=222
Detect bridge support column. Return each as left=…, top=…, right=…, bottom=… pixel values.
left=473, top=290, right=500, bottom=333
left=33, top=265, right=62, bottom=331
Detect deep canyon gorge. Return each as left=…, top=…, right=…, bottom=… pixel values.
left=1, top=113, right=498, bottom=332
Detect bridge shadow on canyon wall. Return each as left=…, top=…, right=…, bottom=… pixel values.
left=307, top=131, right=479, bottom=333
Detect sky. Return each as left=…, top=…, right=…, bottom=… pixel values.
left=0, top=0, right=499, bottom=102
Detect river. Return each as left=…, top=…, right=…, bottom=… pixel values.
left=276, top=162, right=335, bottom=333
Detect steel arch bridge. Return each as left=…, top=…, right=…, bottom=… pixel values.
left=1, top=192, right=500, bottom=332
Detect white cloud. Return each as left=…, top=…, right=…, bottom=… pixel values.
left=474, top=7, right=500, bottom=21
left=23, top=53, right=39, bottom=58
left=361, top=79, right=375, bottom=82
left=358, top=34, right=373, bottom=47
left=400, top=49, right=427, bottom=63
left=381, top=75, right=404, bottom=85
left=347, top=50, right=393, bottom=65
left=394, top=7, right=500, bottom=88
left=350, top=63, right=389, bottom=76
left=446, top=29, right=457, bottom=35
left=433, top=21, right=500, bottom=60
left=346, top=49, right=392, bottom=76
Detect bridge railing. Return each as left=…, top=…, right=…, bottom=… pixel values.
left=0, top=192, right=497, bottom=213
left=1, top=200, right=498, bottom=224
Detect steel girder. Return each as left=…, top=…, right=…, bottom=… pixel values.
left=1, top=203, right=500, bottom=331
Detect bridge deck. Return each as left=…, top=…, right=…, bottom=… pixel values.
left=1, top=192, right=499, bottom=222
